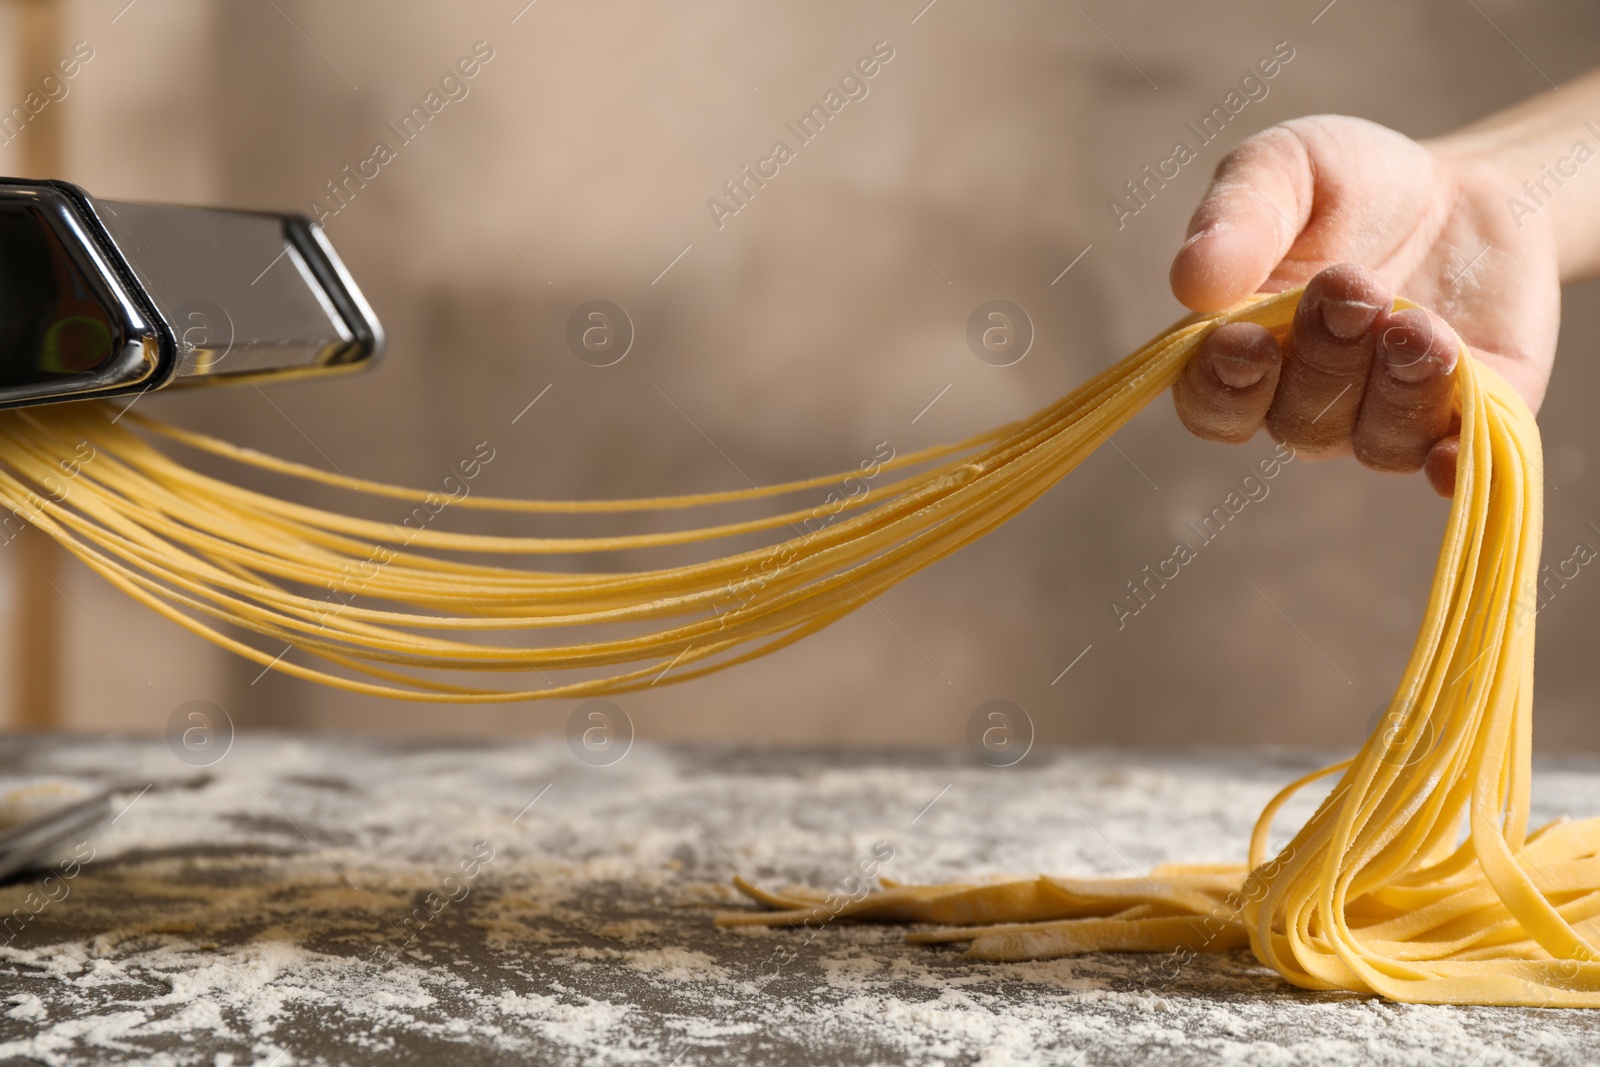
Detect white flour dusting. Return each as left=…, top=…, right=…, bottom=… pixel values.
left=1, top=738, right=1598, bottom=1065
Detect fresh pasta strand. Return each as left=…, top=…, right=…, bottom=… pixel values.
left=0, top=285, right=1579, bottom=1005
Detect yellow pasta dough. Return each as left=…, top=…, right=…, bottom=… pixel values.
left=0, top=285, right=1580, bottom=1005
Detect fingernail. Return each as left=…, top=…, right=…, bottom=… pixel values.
left=1181, top=221, right=1231, bottom=248
left=1381, top=324, right=1452, bottom=384
left=1212, top=353, right=1267, bottom=389
left=1319, top=297, right=1381, bottom=341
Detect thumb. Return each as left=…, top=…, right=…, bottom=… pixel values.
left=1170, top=127, right=1314, bottom=311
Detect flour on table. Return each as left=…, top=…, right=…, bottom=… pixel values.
left=2, top=738, right=1598, bottom=1066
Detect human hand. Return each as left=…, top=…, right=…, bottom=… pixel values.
left=1168, top=115, right=1561, bottom=496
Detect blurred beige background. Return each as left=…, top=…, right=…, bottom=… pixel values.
left=0, top=0, right=1598, bottom=751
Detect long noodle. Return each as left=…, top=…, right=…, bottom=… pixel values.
left=2, top=286, right=1580, bottom=1005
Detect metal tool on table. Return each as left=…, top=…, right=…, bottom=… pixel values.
left=0, top=786, right=111, bottom=881
left=0, top=177, right=384, bottom=411
left=0, top=775, right=212, bottom=882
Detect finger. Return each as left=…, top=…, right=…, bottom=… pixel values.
left=1264, top=265, right=1391, bottom=455
left=1172, top=322, right=1282, bottom=444
left=1351, top=307, right=1460, bottom=474
left=1425, top=436, right=1459, bottom=497
left=1169, top=126, right=1313, bottom=311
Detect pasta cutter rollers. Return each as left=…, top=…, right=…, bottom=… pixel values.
left=0, top=177, right=383, bottom=411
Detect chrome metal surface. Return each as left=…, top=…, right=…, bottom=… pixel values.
left=0, top=177, right=382, bottom=410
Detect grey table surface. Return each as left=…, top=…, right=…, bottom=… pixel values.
left=2, top=735, right=1600, bottom=1067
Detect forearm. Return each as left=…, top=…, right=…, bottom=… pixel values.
left=1427, top=67, right=1600, bottom=283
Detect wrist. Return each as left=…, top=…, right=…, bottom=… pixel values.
left=1425, top=130, right=1600, bottom=284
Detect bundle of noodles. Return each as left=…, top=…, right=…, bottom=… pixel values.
left=0, top=290, right=1290, bottom=702
left=0, top=285, right=1587, bottom=1005
left=720, top=294, right=1600, bottom=1007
